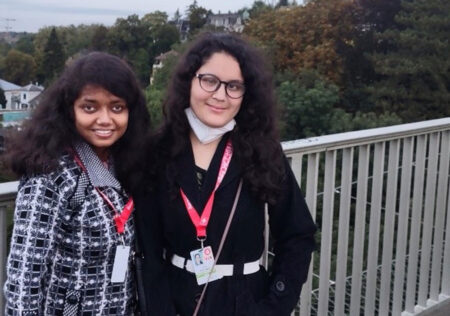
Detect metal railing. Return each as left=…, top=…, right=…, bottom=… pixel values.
left=0, top=118, right=449, bottom=315
left=282, top=117, right=450, bottom=315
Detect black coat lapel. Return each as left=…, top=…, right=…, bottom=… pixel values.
left=174, top=135, right=241, bottom=214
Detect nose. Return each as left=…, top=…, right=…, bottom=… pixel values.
left=96, top=108, right=112, bottom=124
left=212, top=83, right=227, bottom=100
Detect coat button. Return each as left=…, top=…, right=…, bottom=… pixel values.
left=67, top=294, right=78, bottom=304
left=275, top=281, right=285, bottom=292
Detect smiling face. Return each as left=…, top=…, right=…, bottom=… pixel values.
left=73, top=85, right=129, bottom=160
left=189, top=52, right=244, bottom=128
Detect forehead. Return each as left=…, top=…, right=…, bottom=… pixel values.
left=77, top=84, right=123, bottom=100
left=197, top=52, right=243, bottom=81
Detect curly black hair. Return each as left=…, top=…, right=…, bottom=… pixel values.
left=4, top=51, right=150, bottom=191
left=154, top=32, right=284, bottom=204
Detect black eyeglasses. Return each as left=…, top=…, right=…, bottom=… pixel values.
left=195, top=73, right=245, bottom=99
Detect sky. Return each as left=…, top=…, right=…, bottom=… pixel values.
left=1, top=0, right=269, bottom=33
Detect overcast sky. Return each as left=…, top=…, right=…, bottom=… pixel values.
left=2, top=0, right=271, bottom=33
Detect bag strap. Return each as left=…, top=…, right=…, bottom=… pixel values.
left=192, top=179, right=243, bottom=316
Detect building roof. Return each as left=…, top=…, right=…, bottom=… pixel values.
left=0, top=78, right=21, bottom=91
left=20, top=83, right=44, bottom=92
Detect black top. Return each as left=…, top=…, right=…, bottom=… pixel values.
left=134, top=136, right=316, bottom=316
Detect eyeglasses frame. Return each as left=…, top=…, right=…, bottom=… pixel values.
left=195, top=73, right=245, bottom=99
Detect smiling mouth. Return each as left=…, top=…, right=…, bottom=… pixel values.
left=93, top=129, right=113, bottom=137
left=207, top=104, right=226, bottom=111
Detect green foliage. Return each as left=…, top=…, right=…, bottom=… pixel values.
left=367, top=0, right=450, bottom=121
left=0, top=87, right=6, bottom=107
left=14, top=33, right=36, bottom=55
left=248, top=1, right=273, bottom=18
left=41, top=28, right=65, bottom=85
left=276, top=71, right=341, bottom=139
left=90, top=25, right=110, bottom=51
left=146, top=52, right=180, bottom=127
left=276, top=70, right=404, bottom=140
left=0, top=49, right=36, bottom=85
left=145, top=88, right=165, bottom=128
left=186, top=0, right=211, bottom=35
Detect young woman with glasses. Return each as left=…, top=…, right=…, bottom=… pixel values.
left=134, top=32, right=316, bottom=316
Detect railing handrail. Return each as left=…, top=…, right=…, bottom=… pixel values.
left=282, top=117, right=450, bottom=154
left=0, top=181, right=19, bottom=204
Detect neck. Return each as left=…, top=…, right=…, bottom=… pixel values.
left=190, top=131, right=221, bottom=170
left=94, top=148, right=109, bottom=163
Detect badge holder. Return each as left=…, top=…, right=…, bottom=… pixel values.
left=192, top=179, right=243, bottom=316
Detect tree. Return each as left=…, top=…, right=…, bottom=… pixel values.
left=368, top=0, right=450, bottom=121
left=41, top=28, right=65, bottom=85
left=276, top=70, right=342, bottom=139
left=14, top=33, right=36, bottom=55
left=90, top=25, right=110, bottom=51
left=0, top=87, right=6, bottom=108
left=186, top=0, right=210, bottom=35
left=247, top=1, right=273, bottom=19
left=172, top=9, right=182, bottom=23
left=245, top=0, right=358, bottom=83
left=1, top=49, right=36, bottom=86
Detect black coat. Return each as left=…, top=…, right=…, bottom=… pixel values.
left=135, top=137, right=316, bottom=316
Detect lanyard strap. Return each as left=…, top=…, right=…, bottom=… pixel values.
left=180, top=140, right=233, bottom=239
left=72, top=152, right=134, bottom=235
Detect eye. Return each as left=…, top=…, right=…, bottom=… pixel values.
left=201, top=75, right=219, bottom=88
left=81, top=104, right=96, bottom=113
left=227, top=81, right=245, bottom=92
left=111, top=104, right=127, bottom=113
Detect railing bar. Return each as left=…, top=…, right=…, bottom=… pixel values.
left=405, top=134, right=427, bottom=312
left=0, top=205, right=7, bottom=312
left=283, top=118, right=450, bottom=155
left=430, top=131, right=450, bottom=301
left=300, top=153, right=320, bottom=316
left=334, top=148, right=354, bottom=316
left=442, top=154, right=450, bottom=296
left=392, top=137, right=414, bottom=315
left=290, top=153, right=303, bottom=189
left=418, top=132, right=440, bottom=306
left=365, top=142, right=385, bottom=315
left=378, top=139, right=400, bottom=315
left=318, top=151, right=337, bottom=316
left=349, top=145, right=370, bottom=316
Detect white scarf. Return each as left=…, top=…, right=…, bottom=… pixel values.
left=185, top=107, right=236, bottom=144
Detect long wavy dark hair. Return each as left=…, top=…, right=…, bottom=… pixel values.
left=154, top=32, right=284, bottom=204
left=5, top=51, right=150, bottom=191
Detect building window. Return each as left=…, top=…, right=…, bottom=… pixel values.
left=23, top=93, right=26, bottom=100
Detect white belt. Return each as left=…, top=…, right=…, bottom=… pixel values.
left=171, top=254, right=260, bottom=276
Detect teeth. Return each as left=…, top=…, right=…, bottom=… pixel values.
left=94, top=130, right=112, bottom=136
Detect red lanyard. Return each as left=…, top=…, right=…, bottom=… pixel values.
left=180, top=140, right=233, bottom=240
left=73, top=153, right=134, bottom=235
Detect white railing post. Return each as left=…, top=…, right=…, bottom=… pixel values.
left=430, top=131, right=450, bottom=301
left=334, top=147, right=354, bottom=316
left=317, top=150, right=336, bottom=316
left=365, top=142, right=385, bottom=315
left=349, top=145, right=370, bottom=316
left=405, top=135, right=427, bottom=313
left=0, top=205, right=7, bottom=312
left=418, top=133, right=440, bottom=307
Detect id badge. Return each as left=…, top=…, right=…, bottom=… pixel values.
left=111, top=245, right=130, bottom=283
left=190, top=246, right=223, bottom=285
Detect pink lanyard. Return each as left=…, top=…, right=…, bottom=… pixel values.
left=73, top=153, right=134, bottom=236
left=180, top=140, right=233, bottom=242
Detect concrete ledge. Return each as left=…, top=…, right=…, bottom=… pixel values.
left=416, top=298, right=450, bottom=316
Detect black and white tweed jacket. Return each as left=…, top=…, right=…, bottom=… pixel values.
left=3, top=142, right=136, bottom=315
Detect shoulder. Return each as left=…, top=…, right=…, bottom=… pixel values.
left=18, top=154, right=82, bottom=199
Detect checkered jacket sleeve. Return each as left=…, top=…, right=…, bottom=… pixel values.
left=3, top=175, right=66, bottom=315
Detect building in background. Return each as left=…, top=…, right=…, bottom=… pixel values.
left=0, top=79, right=44, bottom=111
